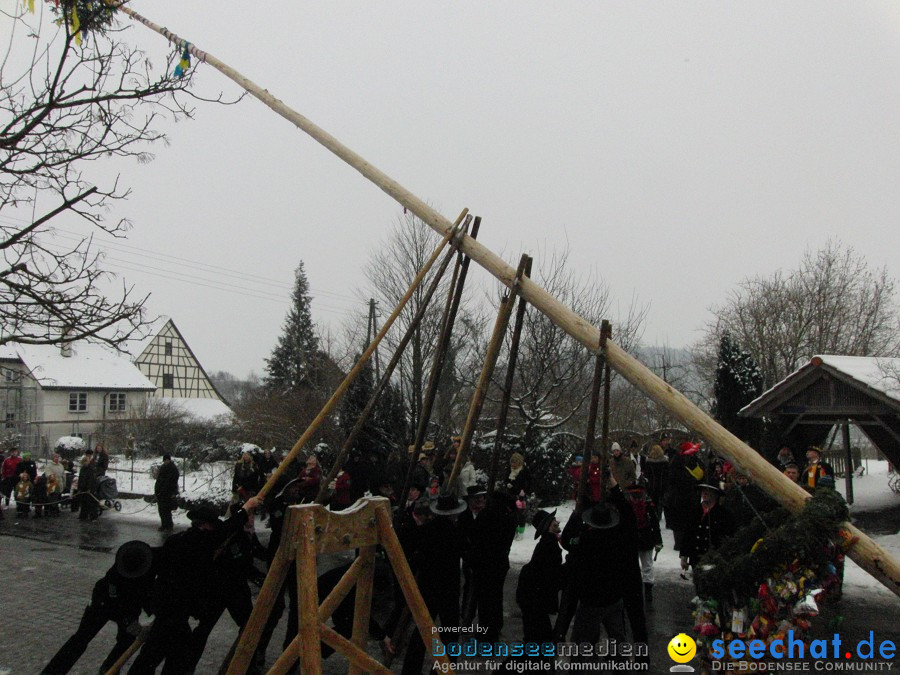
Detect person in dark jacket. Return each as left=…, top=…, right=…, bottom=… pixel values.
left=641, top=444, right=669, bottom=519
left=94, top=445, right=110, bottom=476
left=623, top=483, right=663, bottom=605
left=232, top=451, right=263, bottom=498
left=43, top=541, right=157, bottom=675
left=154, top=453, right=179, bottom=531
left=802, top=446, right=835, bottom=491
left=457, top=484, right=515, bottom=643
left=663, top=441, right=705, bottom=550
left=77, top=450, right=99, bottom=521
left=560, top=483, right=641, bottom=663
left=127, top=496, right=262, bottom=674
left=722, top=472, right=776, bottom=531
left=297, top=453, right=322, bottom=503
left=516, top=509, right=562, bottom=648
left=18, top=450, right=38, bottom=482
left=680, top=484, right=728, bottom=570
left=399, top=493, right=466, bottom=675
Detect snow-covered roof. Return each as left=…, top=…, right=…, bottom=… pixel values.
left=7, top=343, right=156, bottom=391
left=740, top=354, right=900, bottom=417
left=153, top=396, right=233, bottom=422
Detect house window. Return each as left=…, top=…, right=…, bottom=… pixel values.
left=5, top=413, right=14, bottom=429
left=69, top=392, right=87, bottom=412
left=4, top=368, right=18, bottom=383
left=162, top=373, right=174, bottom=389
left=164, top=340, right=173, bottom=356
left=108, top=393, right=127, bottom=412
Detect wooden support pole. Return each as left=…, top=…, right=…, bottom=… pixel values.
left=255, top=211, right=465, bottom=502
left=448, top=255, right=528, bottom=492
left=577, top=349, right=605, bottom=512
left=111, top=5, right=900, bottom=599
left=296, top=510, right=323, bottom=675
left=843, top=421, right=854, bottom=505
left=315, top=215, right=469, bottom=504
left=349, top=545, right=376, bottom=675
left=320, top=625, right=393, bottom=675
left=374, top=505, right=454, bottom=672
left=487, top=255, right=532, bottom=494
left=102, top=623, right=150, bottom=675
left=398, top=217, right=482, bottom=508
left=598, top=321, right=612, bottom=486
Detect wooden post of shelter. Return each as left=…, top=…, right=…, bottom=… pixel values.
left=227, top=498, right=453, bottom=675
left=105, top=4, right=900, bottom=597
left=253, top=211, right=465, bottom=502
left=398, top=217, right=481, bottom=508
left=314, top=214, right=472, bottom=504
left=487, top=255, right=532, bottom=494
left=843, top=421, right=854, bottom=505
left=447, top=255, right=528, bottom=493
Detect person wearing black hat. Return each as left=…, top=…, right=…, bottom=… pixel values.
left=128, top=496, right=262, bottom=673
left=515, top=509, right=562, bottom=649
left=802, top=446, right=834, bottom=492
left=680, top=484, right=728, bottom=571
left=154, top=453, right=179, bottom=531
left=43, top=541, right=158, bottom=674
left=559, top=476, right=643, bottom=663
left=396, top=493, right=466, bottom=675
left=662, top=441, right=705, bottom=550
left=623, top=483, right=663, bottom=605
left=457, top=483, right=516, bottom=643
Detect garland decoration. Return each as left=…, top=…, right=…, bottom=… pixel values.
left=44, top=1, right=118, bottom=40
left=691, top=488, right=850, bottom=668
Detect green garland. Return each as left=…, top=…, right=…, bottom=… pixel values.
left=49, top=0, right=118, bottom=36
left=693, top=489, right=849, bottom=602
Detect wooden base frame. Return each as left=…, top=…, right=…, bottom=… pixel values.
left=227, top=497, right=453, bottom=674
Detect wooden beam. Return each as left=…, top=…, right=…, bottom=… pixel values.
left=109, top=4, right=900, bottom=600
left=296, top=510, right=323, bottom=674
left=320, top=625, right=393, bottom=675
left=349, top=545, right=377, bottom=675
left=577, top=349, right=604, bottom=511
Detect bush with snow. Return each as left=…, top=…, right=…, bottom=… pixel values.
left=55, top=435, right=85, bottom=459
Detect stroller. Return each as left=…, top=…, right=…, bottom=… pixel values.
left=94, top=475, right=122, bottom=512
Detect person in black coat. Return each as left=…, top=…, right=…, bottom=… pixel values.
left=399, top=493, right=466, bottom=675
left=154, top=453, right=179, bottom=531
left=680, top=484, right=729, bottom=570
left=516, top=509, right=562, bottom=648
left=127, top=497, right=262, bottom=674
left=43, top=541, right=158, bottom=674
left=457, top=484, right=516, bottom=644
left=662, top=442, right=705, bottom=550
left=76, top=450, right=99, bottom=521
left=722, top=472, right=776, bottom=531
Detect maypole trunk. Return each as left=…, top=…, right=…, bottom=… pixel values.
left=109, top=4, right=900, bottom=599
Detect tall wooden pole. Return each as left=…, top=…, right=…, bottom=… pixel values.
left=398, top=218, right=481, bottom=508
left=577, top=349, right=605, bottom=512
left=447, top=255, right=528, bottom=493
left=843, top=421, right=854, bottom=505
left=315, top=216, right=468, bottom=504
left=487, top=255, right=532, bottom=494
left=108, top=6, right=900, bottom=599
left=255, top=212, right=465, bottom=501
left=598, top=321, right=612, bottom=487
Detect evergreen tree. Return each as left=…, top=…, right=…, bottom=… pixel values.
left=265, top=262, right=322, bottom=392
left=338, top=356, right=381, bottom=454
left=375, top=382, right=409, bottom=451
left=713, top=332, right=764, bottom=445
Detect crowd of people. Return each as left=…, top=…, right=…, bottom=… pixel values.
left=27, top=433, right=841, bottom=673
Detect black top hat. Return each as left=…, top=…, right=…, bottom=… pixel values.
left=186, top=504, right=223, bottom=525
left=531, top=509, right=557, bottom=539
left=430, top=493, right=466, bottom=516
left=581, top=502, right=620, bottom=530
left=115, top=540, right=154, bottom=579
left=696, top=483, right=724, bottom=494
left=412, top=498, right=433, bottom=515
left=465, top=484, right=487, bottom=499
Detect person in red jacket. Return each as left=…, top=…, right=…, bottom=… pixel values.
left=329, top=469, right=352, bottom=510
left=1, top=447, right=22, bottom=506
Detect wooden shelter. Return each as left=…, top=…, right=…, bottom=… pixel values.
left=739, top=355, right=900, bottom=469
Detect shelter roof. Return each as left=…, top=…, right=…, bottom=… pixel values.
left=739, top=355, right=900, bottom=418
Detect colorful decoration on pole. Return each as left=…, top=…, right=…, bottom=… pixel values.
left=173, top=44, right=191, bottom=78
left=32, top=1, right=119, bottom=44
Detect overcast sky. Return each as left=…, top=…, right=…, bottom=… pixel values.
left=10, top=2, right=900, bottom=378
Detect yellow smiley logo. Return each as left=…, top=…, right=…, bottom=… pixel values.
left=667, top=633, right=697, bottom=663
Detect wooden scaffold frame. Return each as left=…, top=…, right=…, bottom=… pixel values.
left=227, top=497, right=453, bottom=675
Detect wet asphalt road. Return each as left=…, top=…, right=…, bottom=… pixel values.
left=0, top=500, right=897, bottom=674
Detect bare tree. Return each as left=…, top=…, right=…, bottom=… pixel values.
left=362, top=211, right=477, bottom=435
left=701, top=240, right=900, bottom=389
left=1, top=2, right=230, bottom=348
left=477, top=246, right=647, bottom=446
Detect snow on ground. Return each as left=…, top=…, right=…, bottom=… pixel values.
left=837, top=459, right=898, bottom=513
